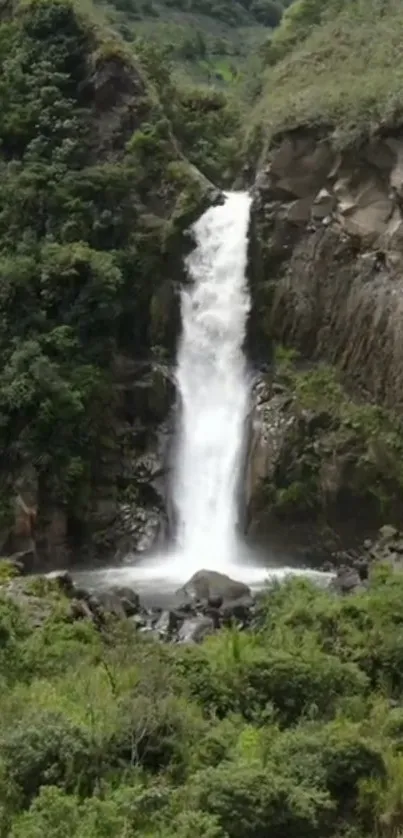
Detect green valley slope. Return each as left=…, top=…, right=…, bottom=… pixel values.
left=95, top=0, right=295, bottom=86
left=248, top=0, right=403, bottom=157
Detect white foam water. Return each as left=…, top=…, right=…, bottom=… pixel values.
left=73, top=557, right=333, bottom=605
left=170, top=190, right=253, bottom=579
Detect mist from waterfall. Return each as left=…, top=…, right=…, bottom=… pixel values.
left=172, top=191, right=252, bottom=576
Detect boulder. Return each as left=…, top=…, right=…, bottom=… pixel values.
left=311, top=188, right=335, bottom=220
left=378, top=524, right=398, bottom=543
left=70, top=599, right=94, bottom=621
left=131, top=613, right=147, bottom=629
left=46, top=570, right=75, bottom=595
left=179, top=570, right=251, bottom=604
left=177, top=616, right=214, bottom=644
left=221, top=594, right=255, bottom=625
left=208, top=594, right=223, bottom=609
left=96, top=591, right=128, bottom=619
left=154, top=609, right=184, bottom=637
left=331, top=567, right=362, bottom=595
left=109, top=585, right=140, bottom=616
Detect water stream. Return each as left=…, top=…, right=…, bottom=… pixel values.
left=172, top=191, right=252, bottom=575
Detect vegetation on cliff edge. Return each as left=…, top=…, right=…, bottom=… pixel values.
left=248, top=0, right=403, bottom=156
left=263, top=349, right=403, bottom=527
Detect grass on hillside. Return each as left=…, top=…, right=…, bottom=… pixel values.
left=248, top=0, right=403, bottom=155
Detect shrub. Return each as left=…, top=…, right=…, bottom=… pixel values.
left=269, top=723, right=386, bottom=810
left=0, top=712, right=100, bottom=801
left=184, top=760, right=332, bottom=838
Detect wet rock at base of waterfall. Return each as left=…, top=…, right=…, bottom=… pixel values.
left=153, top=609, right=184, bottom=637
left=208, top=594, right=223, bottom=609
left=351, top=525, right=403, bottom=572
left=70, top=598, right=95, bottom=621
left=352, top=557, right=369, bottom=580
left=378, top=524, right=399, bottom=543
left=108, top=586, right=140, bottom=616
left=329, top=566, right=364, bottom=595
left=46, top=570, right=75, bottom=595
left=131, top=612, right=147, bottom=630
left=178, top=570, right=251, bottom=605
left=177, top=615, right=215, bottom=644
left=92, top=590, right=128, bottom=619
left=220, top=594, right=255, bottom=625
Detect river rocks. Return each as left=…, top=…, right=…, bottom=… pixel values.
left=362, top=525, right=403, bottom=570
left=378, top=524, right=399, bottom=543
left=330, top=566, right=364, bottom=596
left=96, top=591, right=131, bottom=619
left=326, top=525, right=403, bottom=589
left=0, top=562, right=260, bottom=640
left=109, top=585, right=140, bottom=615
left=46, top=570, right=75, bottom=594
left=178, top=569, right=251, bottom=604
left=177, top=616, right=215, bottom=643
left=153, top=608, right=184, bottom=637
left=221, top=594, right=256, bottom=625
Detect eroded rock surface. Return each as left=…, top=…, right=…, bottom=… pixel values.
left=250, top=132, right=403, bottom=411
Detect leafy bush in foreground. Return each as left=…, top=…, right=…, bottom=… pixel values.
left=2, top=569, right=403, bottom=835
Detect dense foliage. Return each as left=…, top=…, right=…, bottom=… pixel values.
left=0, top=0, right=232, bottom=539
left=135, top=39, right=241, bottom=182
left=1, top=566, right=403, bottom=835
left=261, top=349, right=403, bottom=525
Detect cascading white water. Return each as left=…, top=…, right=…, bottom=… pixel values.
left=72, top=190, right=335, bottom=596
left=172, top=191, right=252, bottom=575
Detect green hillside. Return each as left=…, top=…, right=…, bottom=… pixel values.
left=95, top=0, right=295, bottom=85
left=248, top=0, right=403, bottom=155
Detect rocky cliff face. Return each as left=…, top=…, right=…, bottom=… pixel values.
left=246, top=129, right=403, bottom=555
left=250, top=130, right=403, bottom=406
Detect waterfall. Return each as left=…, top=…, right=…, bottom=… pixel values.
left=72, top=190, right=335, bottom=596
left=171, top=191, right=252, bottom=576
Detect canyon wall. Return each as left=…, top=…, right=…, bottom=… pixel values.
left=246, top=129, right=403, bottom=556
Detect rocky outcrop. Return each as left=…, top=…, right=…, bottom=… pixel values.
left=250, top=131, right=403, bottom=411
left=177, top=569, right=251, bottom=604
left=246, top=129, right=403, bottom=552
left=322, top=524, right=403, bottom=595
left=87, top=357, right=176, bottom=562
left=0, top=566, right=257, bottom=640
left=244, top=361, right=403, bottom=558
